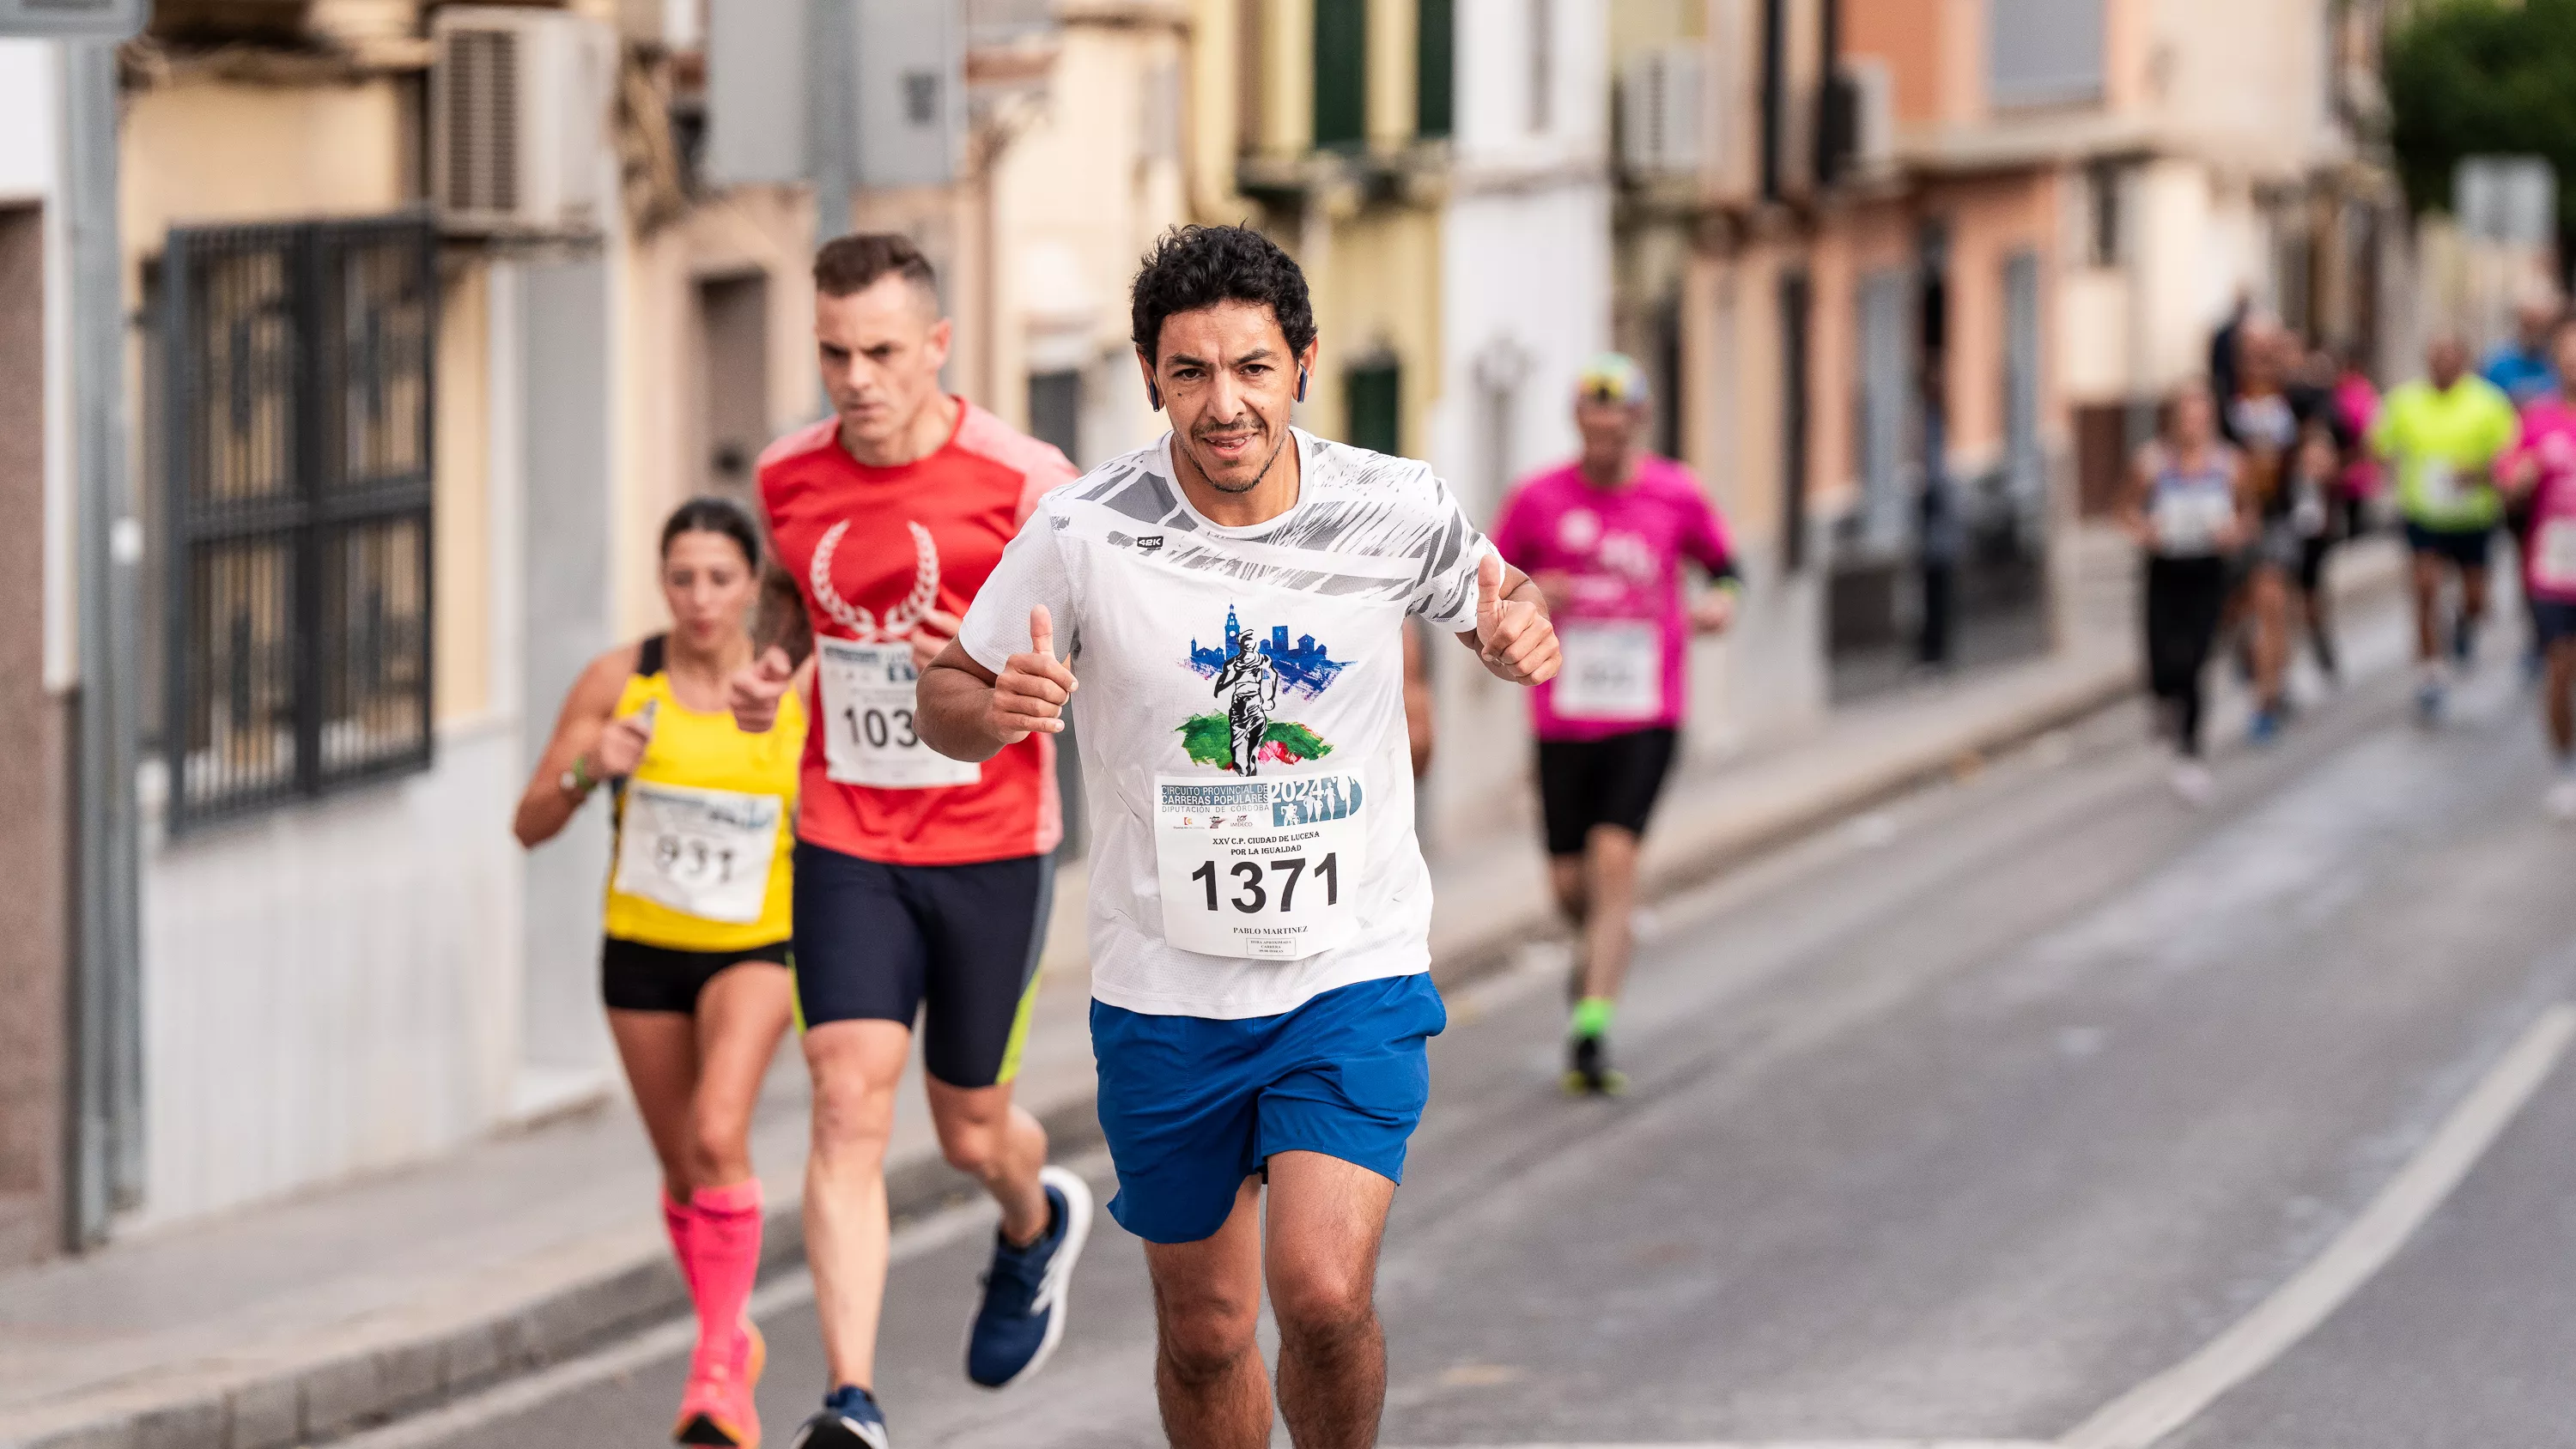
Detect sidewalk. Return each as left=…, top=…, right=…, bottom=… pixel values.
left=0, top=529, right=2403, bottom=1449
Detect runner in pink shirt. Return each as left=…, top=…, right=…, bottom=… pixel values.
left=2499, top=321, right=2576, bottom=819
left=1492, top=354, right=1738, bottom=1093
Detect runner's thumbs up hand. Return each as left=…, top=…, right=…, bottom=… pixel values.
left=991, top=605, right=1078, bottom=744
left=1473, top=551, right=1561, bottom=686
left=729, top=646, right=795, bottom=735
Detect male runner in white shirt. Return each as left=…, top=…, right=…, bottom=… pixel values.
left=919, top=223, right=1557, bottom=1447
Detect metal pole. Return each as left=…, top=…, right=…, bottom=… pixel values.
left=809, top=0, right=854, bottom=247
left=64, top=35, right=143, bottom=1246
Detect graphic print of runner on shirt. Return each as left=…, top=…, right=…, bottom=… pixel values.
left=1214, top=631, right=1280, bottom=775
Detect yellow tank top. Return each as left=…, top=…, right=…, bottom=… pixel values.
left=603, top=634, right=805, bottom=951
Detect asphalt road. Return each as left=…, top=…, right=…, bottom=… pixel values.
left=378, top=625, right=2576, bottom=1449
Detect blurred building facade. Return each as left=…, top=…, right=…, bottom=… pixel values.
left=1608, top=0, right=2396, bottom=723
left=0, top=0, right=2398, bottom=1258
left=0, top=44, right=76, bottom=1266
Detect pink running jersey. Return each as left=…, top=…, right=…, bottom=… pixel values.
left=1491, top=456, right=1736, bottom=742
left=2503, top=397, right=2576, bottom=605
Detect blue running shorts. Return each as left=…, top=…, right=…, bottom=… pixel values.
left=1090, top=972, right=1448, bottom=1245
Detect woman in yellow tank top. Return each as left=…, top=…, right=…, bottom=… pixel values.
left=513, top=498, right=801, bottom=1448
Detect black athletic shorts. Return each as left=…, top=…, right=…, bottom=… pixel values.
left=1535, top=727, right=1680, bottom=858
left=2405, top=520, right=2493, bottom=571
left=791, top=841, right=1054, bottom=1088
left=601, top=938, right=790, bottom=1015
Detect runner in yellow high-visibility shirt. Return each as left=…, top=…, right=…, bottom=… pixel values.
left=2372, top=335, right=2521, bottom=724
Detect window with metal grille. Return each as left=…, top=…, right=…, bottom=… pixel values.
left=158, top=216, right=436, bottom=830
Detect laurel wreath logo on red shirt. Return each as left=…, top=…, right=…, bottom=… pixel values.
left=811, top=519, right=941, bottom=641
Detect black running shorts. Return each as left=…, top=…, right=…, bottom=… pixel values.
left=601, top=938, right=790, bottom=1015
left=1535, top=727, right=1680, bottom=858
left=791, top=841, right=1054, bottom=1088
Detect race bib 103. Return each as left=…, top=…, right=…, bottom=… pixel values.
left=817, top=638, right=981, bottom=789
left=1155, top=772, right=1367, bottom=960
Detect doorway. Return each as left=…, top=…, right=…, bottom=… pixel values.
left=695, top=272, right=769, bottom=502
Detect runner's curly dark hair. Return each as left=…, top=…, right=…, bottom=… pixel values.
left=1129, top=225, right=1316, bottom=365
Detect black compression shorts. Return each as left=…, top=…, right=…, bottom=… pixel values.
left=601, top=938, right=790, bottom=1015
left=1535, top=727, right=1680, bottom=858
left=791, top=841, right=1055, bottom=1088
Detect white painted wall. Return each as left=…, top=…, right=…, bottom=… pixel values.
left=2152, top=0, right=2342, bottom=179
left=1452, top=0, right=1609, bottom=169
left=0, top=42, right=76, bottom=694
left=0, top=44, right=58, bottom=202
left=132, top=723, right=526, bottom=1228
left=1419, top=0, right=1613, bottom=852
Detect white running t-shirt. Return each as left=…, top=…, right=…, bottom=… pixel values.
left=957, top=429, right=1494, bottom=1020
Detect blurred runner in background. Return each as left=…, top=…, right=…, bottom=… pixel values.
left=2372, top=336, right=2520, bottom=725
left=2498, top=322, right=2576, bottom=819
left=2487, top=295, right=2566, bottom=682
left=1493, top=354, right=1739, bottom=1095
left=2482, top=295, right=2563, bottom=407
left=731, top=234, right=1087, bottom=1449
left=515, top=499, right=801, bottom=1449
left=2333, top=341, right=2384, bottom=511
left=2124, top=386, right=2245, bottom=805
left=2227, top=324, right=2300, bottom=743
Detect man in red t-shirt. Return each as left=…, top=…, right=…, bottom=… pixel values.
left=729, top=235, right=1087, bottom=1448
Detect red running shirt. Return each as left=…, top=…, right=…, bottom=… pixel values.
left=758, top=400, right=1077, bottom=865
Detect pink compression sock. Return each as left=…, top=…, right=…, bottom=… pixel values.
left=689, top=1179, right=764, bottom=1373
left=662, top=1189, right=698, bottom=1296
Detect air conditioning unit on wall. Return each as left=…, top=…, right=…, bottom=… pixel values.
left=430, top=7, right=617, bottom=236
left=1620, top=44, right=1705, bottom=180
left=1845, top=56, right=1894, bottom=175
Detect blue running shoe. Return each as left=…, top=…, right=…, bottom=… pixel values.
left=2415, top=679, right=2445, bottom=726
left=788, top=1385, right=889, bottom=1449
left=966, top=1165, right=1093, bottom=1389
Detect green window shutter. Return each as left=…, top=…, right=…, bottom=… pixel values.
left=1416, top=0, right=1454, bottom=139
left=1315, top=0, right=1369, bottom=150
left=1346, top=359, right=1402, bottom=455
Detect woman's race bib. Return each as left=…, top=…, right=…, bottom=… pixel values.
left=2153, top=489, right=2235, bottom=555
left=817, top=638, right=980, bottom=789
left=2536, top=518, right=2576, bottom=591
left=1552, top=621, right=1662, bottom=722
left=2290, top=477, right=2329, bottom=537
left=1154, top=772, right=1366, bottom=960
left=612, top=780, right=781, bottom=925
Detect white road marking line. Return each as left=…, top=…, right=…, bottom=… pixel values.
left=2059, top=1001, right=2576, bottom=1449
left=1385, top=1441, right=2052, bottom=1448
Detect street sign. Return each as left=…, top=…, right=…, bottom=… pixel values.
left=0, top=0, right=145, bottom=39
left=2456, top=155, right=2557, bottom=248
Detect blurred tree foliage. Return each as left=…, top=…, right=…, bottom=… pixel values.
left=2383, top=0, right=2576, bottom=233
